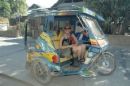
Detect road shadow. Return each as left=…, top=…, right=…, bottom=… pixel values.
left=0, top=73, right=34, bottom=86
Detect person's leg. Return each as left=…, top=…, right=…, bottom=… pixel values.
left=71, top=46, right=82, bottom=66
left=72, top=45, right=86, bottom=63
left=78, top=44, right=86, bottom=62
left=81, top=44, right=87, bottom=58
left=72, top=46, right=81, bottom=59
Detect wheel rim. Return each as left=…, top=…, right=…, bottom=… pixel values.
left=97, top=53, right=115, bottom=74
left=32, top=61, right=50, bottom=83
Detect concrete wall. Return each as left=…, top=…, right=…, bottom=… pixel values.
left=0, top=26, right=17, bottom=37
left=108, top=35, right=130, bottom=46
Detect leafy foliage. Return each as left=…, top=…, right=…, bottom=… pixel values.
left=0, top=0, right=27, bottom=18
left=85, top=0, right=129, bottom=20
left=85, top=0, right=130, bottom=34
left=0, top=0, right=11, bottom=17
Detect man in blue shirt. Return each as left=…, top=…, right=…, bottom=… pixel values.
left=79, top=30, right=89, bottom=44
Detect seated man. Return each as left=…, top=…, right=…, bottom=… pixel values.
left=75, top=22, right=83, bottom=39
left=78, top=30, right=89, bottom=44
left=75, top=22, right=89, bottom=44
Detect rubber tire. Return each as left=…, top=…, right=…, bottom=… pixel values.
left=96, top=52, right=116, bottom=75
left=31, top=59, right=51, bottom=85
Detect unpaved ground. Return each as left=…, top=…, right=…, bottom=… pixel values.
left=0, top=37, right=130, bottom=86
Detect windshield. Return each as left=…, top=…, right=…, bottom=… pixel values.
left=80, top=15, right=104, bottom=39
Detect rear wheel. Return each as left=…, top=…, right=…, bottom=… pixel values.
left=96, top=52, right=116, bottom=75
left=31, top=59, right=51, bottom=84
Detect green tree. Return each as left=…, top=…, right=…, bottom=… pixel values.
left=8, top=0, right=17, bottom=17
left=15, top=0, right=28, bottom=16
left=0, top=0, right=27, bottom=18
left=0, top=0, right=11, bottom=17
left=85, top=0, right=130, bottom=34
left=9, top=0, right=27, bottom=17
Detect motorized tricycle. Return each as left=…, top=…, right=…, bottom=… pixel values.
left=25, top=7, right=116, bottom=84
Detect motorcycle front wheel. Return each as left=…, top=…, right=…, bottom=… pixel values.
left=96, top=52, right=116, bottom=75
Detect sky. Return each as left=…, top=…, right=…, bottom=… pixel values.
left=27, top=0, right=58, bottom=8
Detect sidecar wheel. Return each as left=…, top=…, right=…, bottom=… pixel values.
left=31, top=59, right=51, bottom=84
left=96, top=52, right=116, bottom=75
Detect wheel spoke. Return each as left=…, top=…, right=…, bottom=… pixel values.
left=96, top=52, right=115, bottom=75
left=31, top=60, right=51, bottom=84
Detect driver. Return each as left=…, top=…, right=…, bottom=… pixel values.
left=79, top=30, right=89, bottom=44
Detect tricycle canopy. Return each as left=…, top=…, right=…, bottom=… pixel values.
left=25, top=7, right=108, bottom=50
